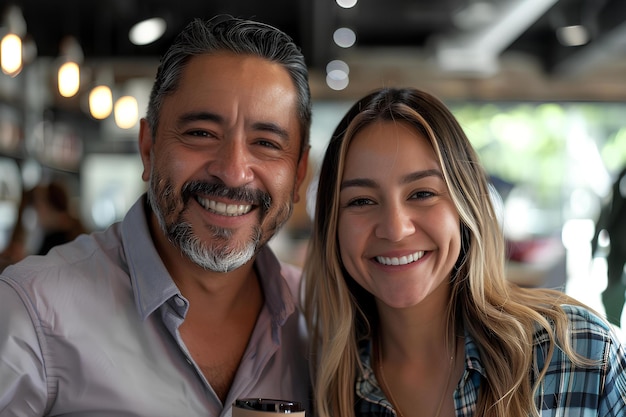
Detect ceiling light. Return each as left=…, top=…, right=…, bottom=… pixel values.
left=556, top=25, right=590, bottom=47
left=333, top=28, right=356, bottom=48
left=58, top=61, right=80, bottom=97
left=336, top=0, right=358, bottom=9
left=326, top=59, right=349, bottom=90
left=326, top=69, right=349, bottom=91
left=1, top=33, right=22, bottom=76
left=0, top=5, right=26, bottom=76
left=89, top=85, right=113, bottom=119
left=129, top=17, right=167, bottom=46
left=114, top=96, right=139, bottom=129
left=326, top=59, right=350, bottom=75
left=56, top=36, right=83, bottom=97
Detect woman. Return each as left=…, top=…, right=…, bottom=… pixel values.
left=303, top=87, right=626, bottom=417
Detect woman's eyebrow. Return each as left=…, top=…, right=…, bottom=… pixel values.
left=340, top=177, right=377, bottom=191
left=402, top=169, right=444, bottom=184
left=340, top=169, right=443, bottom=191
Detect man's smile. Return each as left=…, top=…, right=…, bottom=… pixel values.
left=195, top=196, right=253, bottom=216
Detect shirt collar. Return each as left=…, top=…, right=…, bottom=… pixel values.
left=356, top=326, right=487, bottom=404
left=122, top=196, right=178, bottom=320
left=254, top=245, right=296, bottom=329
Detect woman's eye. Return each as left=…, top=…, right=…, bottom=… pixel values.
left=348, top=198, right=374, bottom=207
left=411, top=190, right=435, bottom=200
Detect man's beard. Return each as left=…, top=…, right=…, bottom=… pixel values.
left=147, top=170, right=293, bottom=273
left=167, top=220, right=260, bottom=273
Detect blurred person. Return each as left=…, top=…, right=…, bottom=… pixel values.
left=303, top=87, right=626, bottom=417
left=591, top=165, right=626, bottom=327
left=0, top=188, right=33, bottom=271
left=31, top=181, right=88, bottom=256
left=0, top=15, right=311, bottom=417
left=0, top=180, right=86, bottom=271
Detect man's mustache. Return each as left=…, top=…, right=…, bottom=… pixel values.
left=181, top=181, right=272, bottom=213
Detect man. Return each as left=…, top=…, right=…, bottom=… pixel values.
left=0, top=16, right=312, bottom=416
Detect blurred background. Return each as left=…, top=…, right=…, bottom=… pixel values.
left=1, top=0, right=625, bottom=324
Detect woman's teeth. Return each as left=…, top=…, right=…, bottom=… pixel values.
left=197, top=197, right=252, bottom=216
left=376, top=251, right=425, bottom=266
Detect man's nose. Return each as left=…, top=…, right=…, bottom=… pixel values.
left=210, top=138, right=254, bottom=188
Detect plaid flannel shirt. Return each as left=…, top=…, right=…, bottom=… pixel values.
left=355, top=304, right=626, bottom=416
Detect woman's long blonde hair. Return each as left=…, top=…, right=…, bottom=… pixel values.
left=303, top=87, right=591, bottom=417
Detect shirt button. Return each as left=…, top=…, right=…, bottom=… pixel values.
left=175, top=296, right=185, bottom=307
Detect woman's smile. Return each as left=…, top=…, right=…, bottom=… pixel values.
left=375, top=251, right=425, bottom=266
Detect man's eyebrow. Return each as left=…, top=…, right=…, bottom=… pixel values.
left=177, top=111, right=223, bottom=125
left=176, top=112, right=290, bottom=142
left=340, top=169, right=444, bottom=191
left=251, top=121, right=291, bottom=142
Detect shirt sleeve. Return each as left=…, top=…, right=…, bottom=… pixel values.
left=0, top=278, right=48, bottom=416
left=600, top=330, right=626, bottom=417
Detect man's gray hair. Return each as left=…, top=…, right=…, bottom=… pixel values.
left=145, top=15, right=312, bottom=153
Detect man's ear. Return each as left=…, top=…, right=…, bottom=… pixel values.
left=293, top=146, right=310, bottom=204
left=138, top=118, right=153, bottom=182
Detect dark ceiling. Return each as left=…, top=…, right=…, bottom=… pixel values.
left=9, top=0, right=309, bottom=60
left=3, top=0, right=626, bottom=100
left=7, top=0, right=623, bottom=66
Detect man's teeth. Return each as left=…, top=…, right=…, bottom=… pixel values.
left=197, top=197, right=252, bottom=216
left=376, top=251, right=425, bottom=266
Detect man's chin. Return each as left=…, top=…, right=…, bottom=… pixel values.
left=177, top=231, right=258, bottom=271
left=185, top=246, right=256, bottom=273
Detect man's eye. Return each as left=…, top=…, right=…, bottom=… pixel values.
left=187, top=130, right=212, bottom=137
left=257, top=139, right=280, bottom=149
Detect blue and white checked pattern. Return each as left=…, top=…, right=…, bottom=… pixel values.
left=355, top=305, right=626, bottom=416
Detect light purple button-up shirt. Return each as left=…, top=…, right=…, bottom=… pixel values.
left=0, top=196, right=310, bottom=416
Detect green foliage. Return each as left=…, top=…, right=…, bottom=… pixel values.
left=452, top=101, right=626, bottom=209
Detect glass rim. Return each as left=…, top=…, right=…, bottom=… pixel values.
left=234, top=398, right=304, bottom=412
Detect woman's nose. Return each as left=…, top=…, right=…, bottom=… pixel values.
left=374, top=204, right=416, bottom=242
